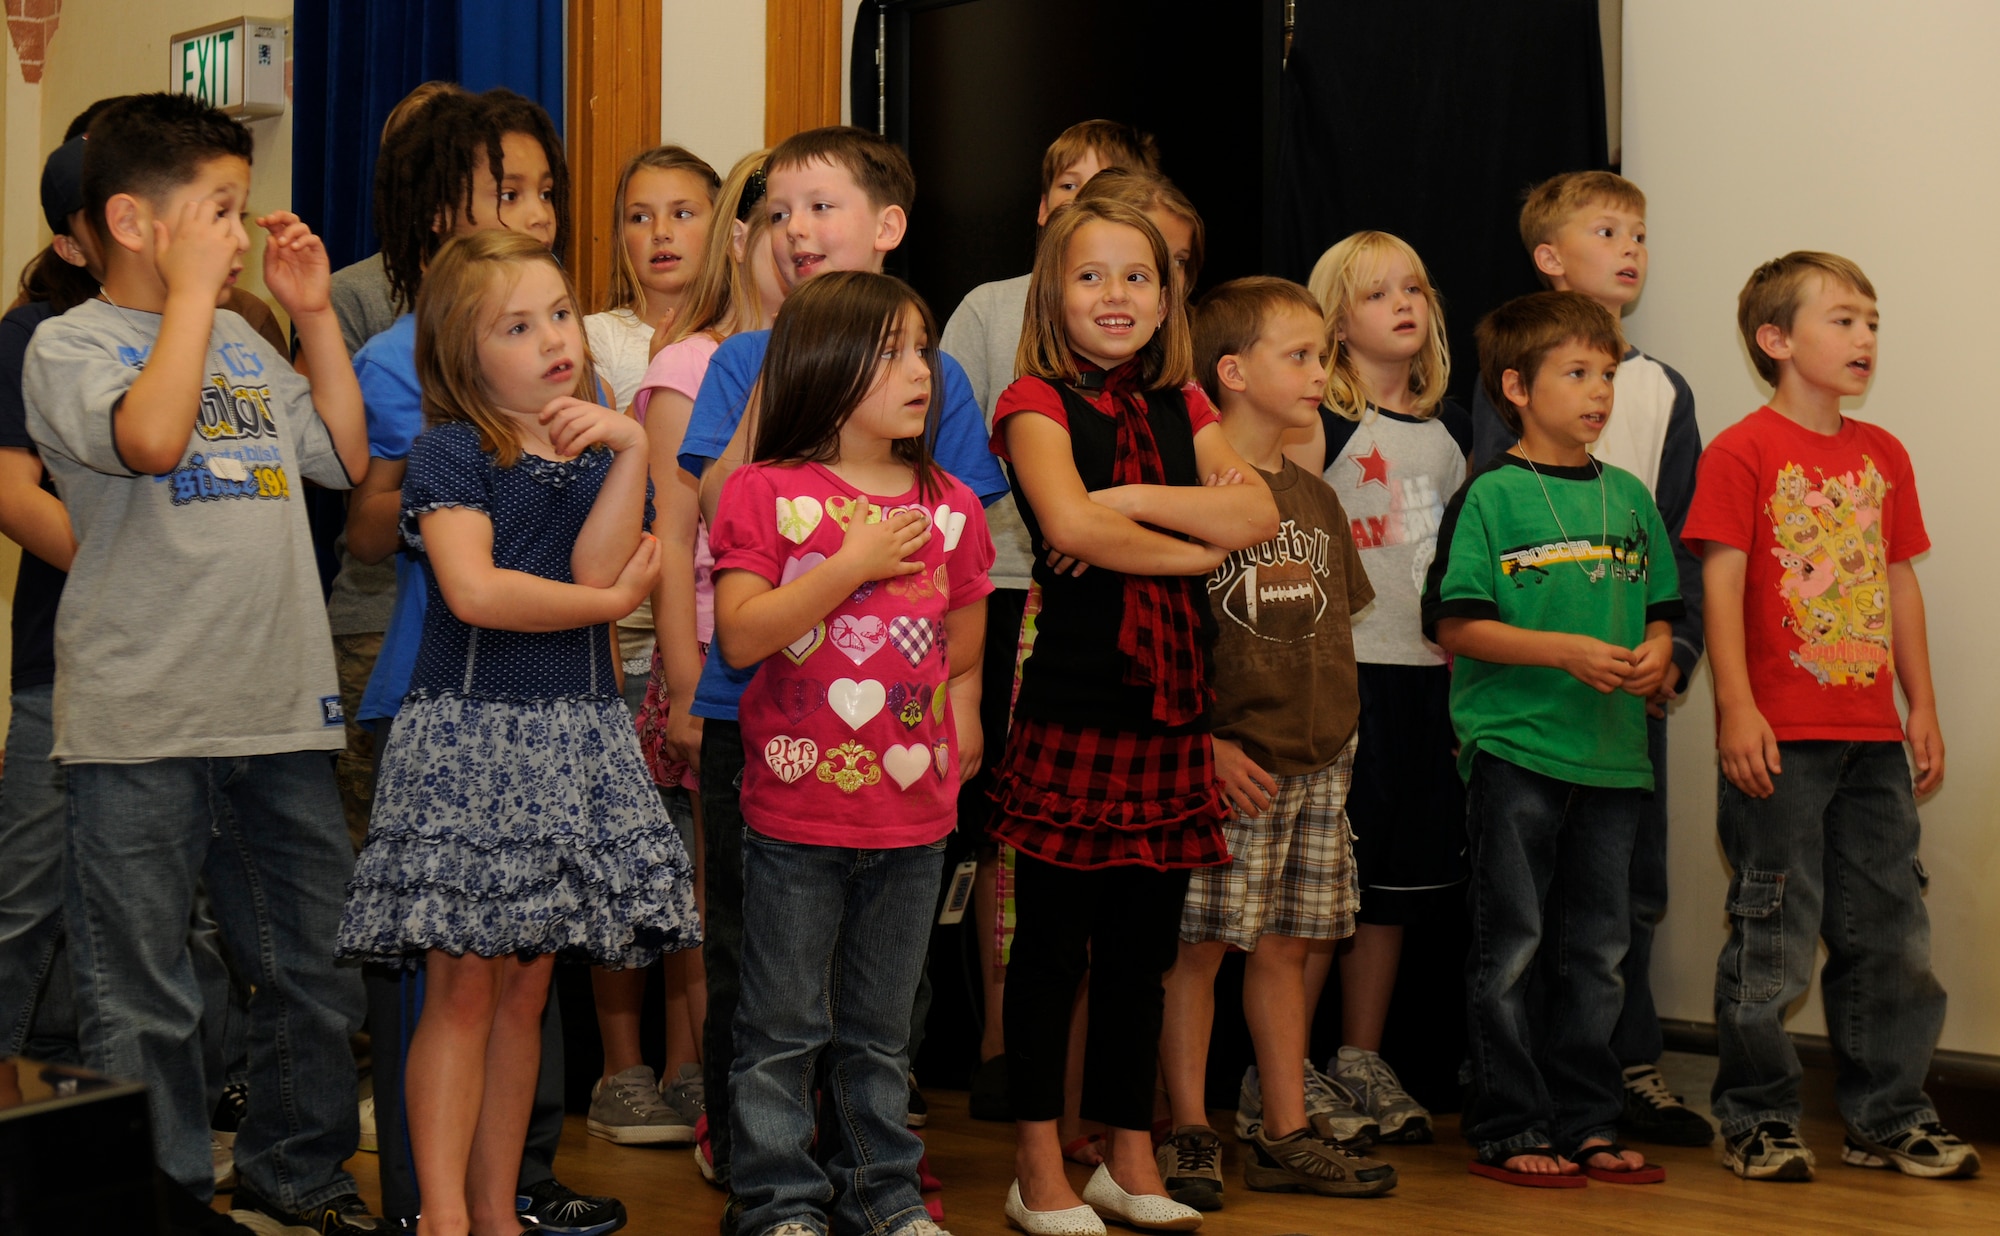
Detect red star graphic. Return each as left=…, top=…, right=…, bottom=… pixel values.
left=1351, top=444, right=1391, bottom=488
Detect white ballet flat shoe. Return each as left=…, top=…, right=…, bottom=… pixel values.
left=1080, top=1165, right=1204, bottom=1231
left=1005, top=1180, right=1107, bottom=1236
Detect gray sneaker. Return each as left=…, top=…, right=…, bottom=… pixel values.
left=661, top=1061, right=706, bottom=1132
left=1329, top=1046, right=1432, bottom=1143
left=1234, top=1062, right=1380, bottom=1150
left=1244, top=1127, right=1398, bottom=1197
left=1155, top=1124, right=1225, bottom=1211
left=588, top=1065, right=696, bottom=1145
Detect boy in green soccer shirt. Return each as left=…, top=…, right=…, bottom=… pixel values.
left=1422, top=291, right=1680, bottom=1187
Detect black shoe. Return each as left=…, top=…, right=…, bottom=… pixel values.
left=968, top=1055, right=1011, bottom=1122
left=1618, top=1064, right=1716, bottom=1146
left=518, top=1178, right=627, bottom=1235
left=906, top=1073, right=928, bottom=1128
left=719, top=1194, right=742, bottom=1236
left=231, top=1189, right=385, bottom=1234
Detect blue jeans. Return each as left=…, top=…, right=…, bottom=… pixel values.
left=64, top=753, right=366, bottom=1205
left=730, top=829, right=945, bottom=1236
left=1464, top=752, right=1642, bottom=1157
left=1710, top=740, right=1945, bottom=1142
left=1610, top=713, right=1669, bottom=1067
left=0, top=685, right=75, bottom=1062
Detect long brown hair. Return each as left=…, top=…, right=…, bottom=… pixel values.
left=11, top=245, right=96, bottom=314
left=416, top=231, right=601, bottom=468
left=668, top=149, right=772, bottom=345
left=752, top=271, right=941, bottom=500
left=1016, top=197, right=1193, bottom=390
left=600, top=145, right=721, bottom=316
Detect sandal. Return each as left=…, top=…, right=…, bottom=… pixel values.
left=1063, top=1133, right=1106, bottom=1166
left=1469, top=1145, right=1587, bottom=1188
left=1574, top=1141, right=1666, bottom=1184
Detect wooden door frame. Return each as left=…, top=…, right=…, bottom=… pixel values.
left=766, top=0, right=844, bottom=146
left=567, top=0, right=663, bottom=318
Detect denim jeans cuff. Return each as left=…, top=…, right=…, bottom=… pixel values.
left=285, top=1172, right=364, bottom=1215
left=1717, top=1108, right=1802, bottom=1140
left=1476, top=1126, right=1555, bottom=1158
left=1564, top=1126, right=1621, bottom=1156
left=1855, top=1108, right=1942, bottom=1146
left=874, top=1203, right=937, bottom=1236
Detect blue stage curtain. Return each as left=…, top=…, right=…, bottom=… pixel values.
left=292, top=0, right=566, bottom=274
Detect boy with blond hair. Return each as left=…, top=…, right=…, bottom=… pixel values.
left=1470, top=169, right=1712, bottom=1146
left=1683, top=252, right=1974, bottom=1182
left=1154, top=277, right=1396, bottom=1209
left=1428, top=291, right=1680, bottom=1188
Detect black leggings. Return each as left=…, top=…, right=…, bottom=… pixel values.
left=1003, top=854, right=1191, bottom=1130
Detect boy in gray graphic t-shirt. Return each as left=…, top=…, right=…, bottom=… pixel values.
left=21, top=94, right=382, bottom=1230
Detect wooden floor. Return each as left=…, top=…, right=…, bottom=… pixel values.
left=325, top=1054, right=1994, bottom=1235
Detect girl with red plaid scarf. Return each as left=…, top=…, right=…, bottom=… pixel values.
left=991, top=198, right=1279, bottom=1234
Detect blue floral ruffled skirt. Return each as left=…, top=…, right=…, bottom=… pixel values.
left=337, top=692, right=700, bottom=968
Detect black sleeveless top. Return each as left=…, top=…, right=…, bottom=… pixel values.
left=1007, top=378, right=1214, bottom=734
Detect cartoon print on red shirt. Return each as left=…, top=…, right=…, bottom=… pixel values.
left=1768, top=457, right=1890, bottom=686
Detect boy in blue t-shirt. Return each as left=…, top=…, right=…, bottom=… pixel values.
left=1423, top=291, right=1680, bottom=1189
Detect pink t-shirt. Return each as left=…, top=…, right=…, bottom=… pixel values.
left=711, top=460, right=996, bottom=847
left=635, top=333, right=723, bottom=643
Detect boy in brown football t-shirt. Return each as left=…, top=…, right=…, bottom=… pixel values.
left=1156, top=278, right=1393, bottom=1208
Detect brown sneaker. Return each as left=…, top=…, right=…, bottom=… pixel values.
left=1155, top=1124, right=1225, bottom=1211
left=1244, top=1126, right=1398, bottom=1197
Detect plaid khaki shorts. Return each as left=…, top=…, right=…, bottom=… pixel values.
left=1179, top=734, right=1359, bottom=949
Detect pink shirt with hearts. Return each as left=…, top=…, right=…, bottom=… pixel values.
left=711, top=460, right=996, bottom=847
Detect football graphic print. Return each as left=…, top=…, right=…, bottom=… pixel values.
left=1219, top=559, right=1326, bottom=642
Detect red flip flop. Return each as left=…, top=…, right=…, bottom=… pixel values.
left=1062, top=1133, right=1106, bottom=1166
left=1470, top=1148, right=1588, bottom=1188
left=1576, top=1143, right=1666, bottom=1184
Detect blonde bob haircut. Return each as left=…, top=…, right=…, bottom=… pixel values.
left=1737, top=251, right=1876, bottom=387
left=417, top=230, right=601, bottom=469
left=1016, top=197, right=1193, bottom=391
left=600, top=145, right=721, bottom=316
left=1308, top=230, right=1451, bottom=421
left=668, top=149, right=773, bottom=346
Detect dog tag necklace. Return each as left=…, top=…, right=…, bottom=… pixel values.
left=1519, top=448, right=1608, bottom=583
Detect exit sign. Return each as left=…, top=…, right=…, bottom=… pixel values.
left=169, top=19, right=287, bottom=119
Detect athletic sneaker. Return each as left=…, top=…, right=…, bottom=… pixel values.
left=1236, top=1063, right=1380, bottom=1149
left=210, top=1082, right=247, bottom=1191
left=1155, top=1124, right=1225, bottom=1211
left=1722, top=1121, right=1817, bottom=1181
left=1841, top=1121, right=1981, bottom=1178
left=693, top=1112, right=721, bottom=1185
left=1329, top=1046, right=1433, bottom=1143
left=1244, top=1126, right=1397, bottom=1197
left=893, top=1220, right=955, bottom=1236
left=1618, top=1063, right=1715, bottom=1146
left=589, top=1064, right=696, bottom=1145
left=231, top=1189, right=386, bottom=1234
left=517, top=1178, right=628, bottom=1235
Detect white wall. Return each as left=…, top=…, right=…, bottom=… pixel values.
left=1625, top=0, right=2000, bottom=1054
left=660, top=0, right=766, bottom=173
left=659, top=0, right=865, bottom=173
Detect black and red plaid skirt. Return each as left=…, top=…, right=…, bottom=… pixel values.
left=989, top=717, right=1231, bottom=871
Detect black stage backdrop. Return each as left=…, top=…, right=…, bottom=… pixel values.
left=739, top=0, right=1618, bottom=1118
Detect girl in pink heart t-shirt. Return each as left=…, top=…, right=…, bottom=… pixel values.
left=705, top=269, right=994, bottom=1236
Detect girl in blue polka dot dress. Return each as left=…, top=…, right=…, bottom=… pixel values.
left=337, top=230, right=698, bottom=1236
